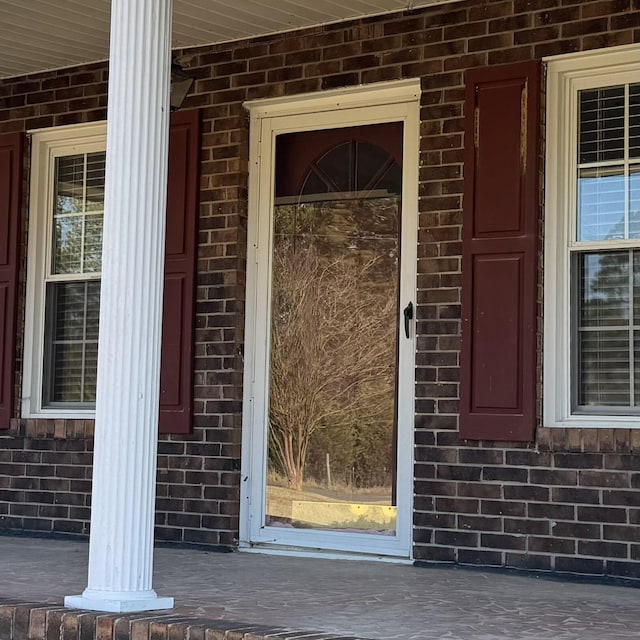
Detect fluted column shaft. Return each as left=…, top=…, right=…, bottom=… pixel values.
left=65, top=0, right=174, bottom=613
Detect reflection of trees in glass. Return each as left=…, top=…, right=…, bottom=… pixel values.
left=45, top=281, right=100, bottom=403
left=53, top=214, right=103, bottom=274
left=579, top=206, right=639, bottom=326
left=581, top=251, right=628, bottom=324
left=577, top=249, right=638, bottom=407
left=268, top=199, right=398, bottom=491
left=275, top=198, right=398, bottom=273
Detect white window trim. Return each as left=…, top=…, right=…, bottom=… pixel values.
left=543, top=45, right=640, bottom=429
left=22, top=122, right=106, bottom=419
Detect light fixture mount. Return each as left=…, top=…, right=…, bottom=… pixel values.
left=170, top=61, right=194, bottom=111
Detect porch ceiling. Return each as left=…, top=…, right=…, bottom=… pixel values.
left=0, top=0, right=458, bottom=80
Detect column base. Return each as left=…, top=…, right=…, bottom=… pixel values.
left=65, top=589, right=174, bottom=613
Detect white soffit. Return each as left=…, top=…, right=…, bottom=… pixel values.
left=0, top=0, right=460, bottom=79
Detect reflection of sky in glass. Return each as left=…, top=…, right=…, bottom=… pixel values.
left=56, top=196, right=83, bottom=215
left=578, top=166, right=625, bottom=241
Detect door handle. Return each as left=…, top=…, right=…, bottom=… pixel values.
left=403, top=301, right=414, bottom=339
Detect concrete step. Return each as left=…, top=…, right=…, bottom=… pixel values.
left=0, top=601, right=371, bottom=640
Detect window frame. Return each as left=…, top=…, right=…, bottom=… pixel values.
left=544, top=45, right=640, bottom=429
left=22, top=122, right=106, bottom=419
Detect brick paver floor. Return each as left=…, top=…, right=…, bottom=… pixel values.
left=1, top=535, right=639, bottom=639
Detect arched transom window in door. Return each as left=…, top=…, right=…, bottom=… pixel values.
left=267, top=122, right=404, bottom=536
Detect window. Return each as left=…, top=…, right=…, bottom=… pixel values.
left=23, top=123, right=106, bottom=418
left=544, top=46, right=640, bottom=428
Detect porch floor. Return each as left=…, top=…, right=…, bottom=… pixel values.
left=2, top=535, right=639, bottom=639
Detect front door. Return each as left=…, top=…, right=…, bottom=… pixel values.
left=241, top=85, right=419, bottom=558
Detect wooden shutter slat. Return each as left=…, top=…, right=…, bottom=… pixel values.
left=0, top=133, right=23, bottom=429
left=159, top=110, right=200, bottom=435
left=460, top=61, right=540, bottom=442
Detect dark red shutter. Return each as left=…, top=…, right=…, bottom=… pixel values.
left=0, top=133, right=23, bottom=429
left=460, top=61, right=540, bottom=442
left=159, top=110, right=200, bottom=434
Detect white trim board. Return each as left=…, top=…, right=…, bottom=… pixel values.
left=22, top=122, right=106, bottom=419
left=543, top=45, right=640, bottom=429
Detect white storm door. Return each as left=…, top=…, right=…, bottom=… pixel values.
left=241, top=82, right=419, bottom=558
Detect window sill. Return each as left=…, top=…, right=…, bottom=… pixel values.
left=22, top=409, right=95, bottom=420
left=544, top=415, right=640, bottom=430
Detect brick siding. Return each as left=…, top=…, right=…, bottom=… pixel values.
left=0, top=601, right=350, bottom=640
left=414, top=427, right=640, bottom=580
left=1, top=0, right=640, bottom=577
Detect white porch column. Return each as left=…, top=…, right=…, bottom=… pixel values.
left=65, top=0, right=174, bottom=613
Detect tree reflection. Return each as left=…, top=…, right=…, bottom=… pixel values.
left=268, top=198, right=398, bottom=491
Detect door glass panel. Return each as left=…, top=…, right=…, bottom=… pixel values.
left=266, top=124, right=402, bottom=535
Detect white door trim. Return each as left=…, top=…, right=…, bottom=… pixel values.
left=240, top=79, right=420, bottom=559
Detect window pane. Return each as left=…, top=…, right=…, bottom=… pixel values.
left=631, top=165, right=640, bottom=238
left=574, top=250, right=639, bottom=410
left=316, top=142, right=351, bottom=192
left=50, top=342, right=84, bottom=403
left=375, top=163, right=402, bottom=197
left=354, top=141, right=396, bottom=191
left=84, top=214, right=103, bottom=273
left=44, top=281, right=100, bottom=405
left=578, top=166, right=625, bottom=241
left=52, top=282, right=86, bottom=340
left=51, top=151, right=105, bottom=275
left=634, top=251, right=640, bottom=327
left=85, top=281, right=101, bottom=341
left=579, top=86, right=625, bottom=164
left=85, top=152, right=106, bottom=211
left=53, top=215, right=83, bottom=274
left=635, top=331, right=640, bottom=406
left=83, top=342, right=98, bottom=403
left=630, top=83, right=640, bottom=159
left=578, top=329, right=630, bottom=407
left=579, top=252, right=629, bottom=327
left=55, top=155, right=84, bottom=215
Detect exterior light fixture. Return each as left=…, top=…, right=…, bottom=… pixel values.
left=170, top=62, right=194, bottom=111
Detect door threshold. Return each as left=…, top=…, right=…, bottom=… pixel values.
left=238, top=542, right=413, bottom=564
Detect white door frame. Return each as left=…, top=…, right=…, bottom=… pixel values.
left=240, top=79, right=420, bottom=559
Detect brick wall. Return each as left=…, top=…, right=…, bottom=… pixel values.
left=0, top=0, right=640, bottom=576
left=414, top=427, right=640, bottom=580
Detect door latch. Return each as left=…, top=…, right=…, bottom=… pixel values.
left=403, top=301, right=414, bottom=339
